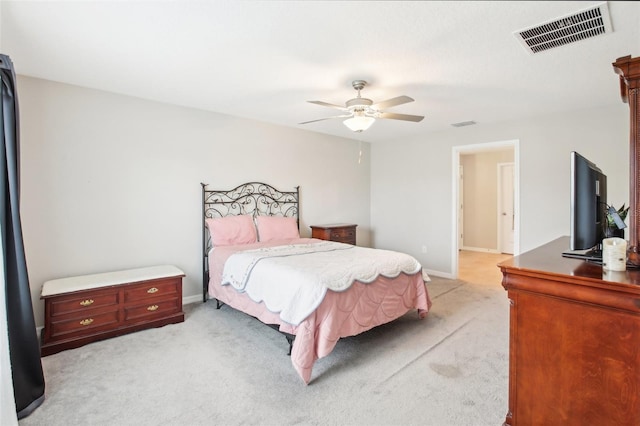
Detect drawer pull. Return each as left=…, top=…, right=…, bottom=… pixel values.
left=147, top=287, right=159, bottom=294
left=79, top=299, right=94, bottom=307
left=147, top=305, right=159, bottom=311
left=79, top=318, right=94, bottom=326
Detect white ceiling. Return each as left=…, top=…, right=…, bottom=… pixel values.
left=1, top=1, right=639, bottom=143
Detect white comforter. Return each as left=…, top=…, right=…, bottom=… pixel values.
left=220, top=241, right=422, bottom=325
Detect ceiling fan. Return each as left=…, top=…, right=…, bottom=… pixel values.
left=300, top=80, right=424, bottom=132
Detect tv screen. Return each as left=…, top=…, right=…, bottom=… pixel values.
left=568, top=151, right=607, bottom=252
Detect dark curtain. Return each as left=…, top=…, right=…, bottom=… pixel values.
left=0, top=54, right=45, bottom=418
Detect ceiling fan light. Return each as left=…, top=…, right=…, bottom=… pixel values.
left=343, top=116, right=375, bottom=132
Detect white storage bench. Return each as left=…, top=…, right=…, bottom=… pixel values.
left=40, top=265, right=185, bottom=356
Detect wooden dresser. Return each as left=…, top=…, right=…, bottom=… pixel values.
left=40, top=265, right=185, bottom=356
left=498, top=237, right=640, bottom=425
left=310, top=223, right=357, bottom=245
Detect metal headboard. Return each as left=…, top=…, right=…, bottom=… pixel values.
left=200, top=182, right=300, bottom=302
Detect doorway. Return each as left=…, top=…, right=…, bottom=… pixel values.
left=452, top=140, right=520, bottom=279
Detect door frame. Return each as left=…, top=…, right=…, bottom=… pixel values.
left=459, top=164, right=464, bottom=250
left=497, top=162, right=515, bottom=254
left=451, top=140, right=520, bottom=279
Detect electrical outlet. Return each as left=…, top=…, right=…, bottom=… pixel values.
left=421, top=245, right=427, bottom=253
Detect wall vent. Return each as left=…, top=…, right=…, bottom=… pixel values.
left=451, top=121, right=477, bottom=128
left=514, top=2, right=612, bottom=54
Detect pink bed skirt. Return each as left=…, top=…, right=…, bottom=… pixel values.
left=208, top=271, right=431, bottom=384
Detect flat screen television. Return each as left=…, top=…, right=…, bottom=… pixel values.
left=562, top=151, right=607, bottom=259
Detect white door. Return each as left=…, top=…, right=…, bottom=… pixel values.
left=498, top=163, right=515, bottom=254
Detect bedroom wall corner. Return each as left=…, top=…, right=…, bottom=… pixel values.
left=371, top=104, right=629, bottom=278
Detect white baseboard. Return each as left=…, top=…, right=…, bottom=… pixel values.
left=422, top=268, right=455, bottom=280
left=183, top=294, right=202, bottom=305
left=460, top=246, right=500, bottom=254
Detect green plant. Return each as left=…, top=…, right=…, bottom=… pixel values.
left=606, top=203, right=629, bottom=229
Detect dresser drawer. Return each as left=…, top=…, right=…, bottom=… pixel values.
left=49, top=309, right=120, bottom=339
left=50, top=289, right=119, bottom=317
left=330, top=228, right=356, bottom=243
left=123, top=277, right=180, bottom=303
left=125, top=297, right=181, bottom=323
left=311, top=224, right=357, bottom=245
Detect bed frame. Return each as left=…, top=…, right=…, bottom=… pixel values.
left=200, top=182, right=300, bottom=303
left=200, top=182, right=430, bottom=374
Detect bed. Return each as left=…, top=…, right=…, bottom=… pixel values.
left=201, top=182, right=432, bottom=384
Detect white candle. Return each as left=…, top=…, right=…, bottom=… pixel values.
left=602, top=237, right=627, bottom=271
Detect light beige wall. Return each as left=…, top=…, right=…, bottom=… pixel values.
left=461, top=150, right=514, bottom=251
left=371, top=104, right=629, bottom=277
left=18, top=76, right=371, bottom=327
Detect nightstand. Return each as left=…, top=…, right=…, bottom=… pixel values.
left=310, top=223, right=357, bottom=245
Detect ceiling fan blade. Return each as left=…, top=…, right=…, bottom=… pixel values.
left=378, top=112, right=424, bottom=122
left=307, top=100, right=348, bottom=111
left=371, top=95, right=414, bottom=109
left=299, top=115, right=351, bottom=125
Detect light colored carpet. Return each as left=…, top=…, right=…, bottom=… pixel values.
left=19, top=277, right=509, bottom=426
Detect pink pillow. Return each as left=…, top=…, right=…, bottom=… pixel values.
left=206, top=215, right=257, bottom=246
left=256, top=216, right=300, bottom=242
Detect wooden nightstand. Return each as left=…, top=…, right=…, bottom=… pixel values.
left=40, top=265, right=185, bottom=356
left=310, top=223, right=357, bottom=245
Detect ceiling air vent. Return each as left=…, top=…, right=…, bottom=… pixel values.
left=514, top=2, right=612, bottom=54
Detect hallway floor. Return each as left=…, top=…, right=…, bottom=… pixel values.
left=458, top=250, right=512, bottom=287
